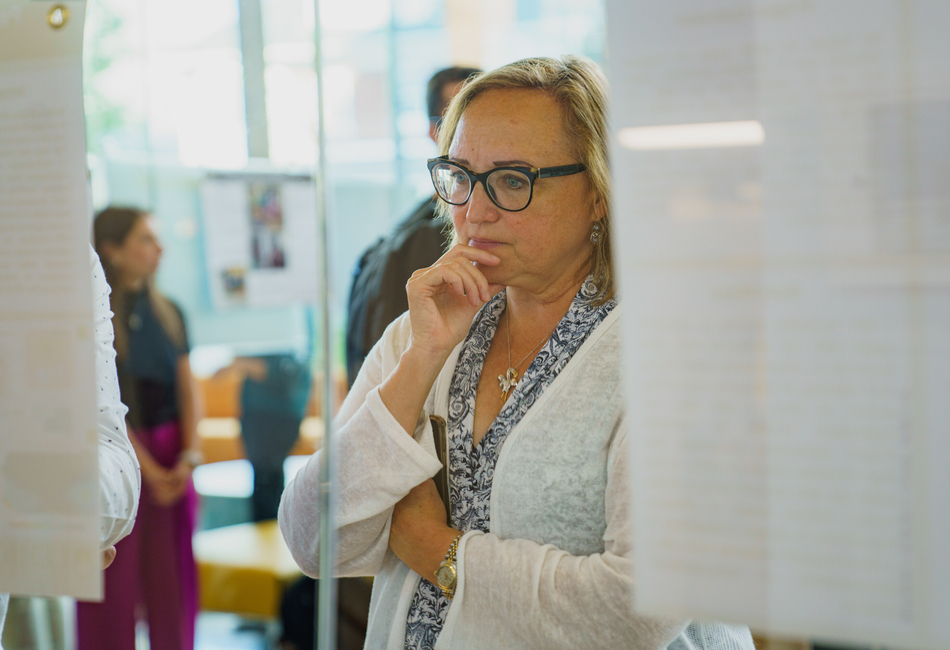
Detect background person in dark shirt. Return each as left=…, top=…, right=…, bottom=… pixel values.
left=345, top=66, right=481, bottom=387
left=221, top=352, right=311, bottom=522
left=279, top=66, right=483, bottom=650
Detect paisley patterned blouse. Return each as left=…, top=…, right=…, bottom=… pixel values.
left=404, top=278, right=617, bottom=650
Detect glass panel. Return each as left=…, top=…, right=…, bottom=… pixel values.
left=78, top=1, right=610, bottom=646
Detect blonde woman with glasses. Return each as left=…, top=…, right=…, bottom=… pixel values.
left=280, top=56, right=755, bottom=650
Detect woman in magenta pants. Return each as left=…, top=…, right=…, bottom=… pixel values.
left=78, top=207, right=203, bottom=650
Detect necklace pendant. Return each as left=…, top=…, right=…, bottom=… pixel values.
left=498, top=367, right=518, bottom=400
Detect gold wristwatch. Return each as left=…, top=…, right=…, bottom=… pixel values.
left=435, top=534, right=462, bottom=600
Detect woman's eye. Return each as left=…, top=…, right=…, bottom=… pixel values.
left=502, top=175, right=527, bottom=190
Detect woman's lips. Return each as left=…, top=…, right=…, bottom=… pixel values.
left=468, top=238, right=504, bottom=250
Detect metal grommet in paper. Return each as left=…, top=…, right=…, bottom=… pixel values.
left=47, top=4, right=69, bottom=29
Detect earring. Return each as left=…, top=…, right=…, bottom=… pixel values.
left=590, top=222, right=602, bottom=244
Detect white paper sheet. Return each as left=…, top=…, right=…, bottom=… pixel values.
left=607, top=1, right=950, bottom=647
left=200, top=175, right=318, bottom=309
left=0, top=0, right=102, bottom=599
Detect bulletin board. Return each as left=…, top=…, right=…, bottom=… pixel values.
left=200, top=174, right=320, bottom=309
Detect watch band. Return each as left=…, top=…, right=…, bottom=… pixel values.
left=435, top=534, right=463, bottom=600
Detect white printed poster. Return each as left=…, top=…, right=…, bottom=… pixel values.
left=200, top=175, right=319, bottom=309
left=607, top=1, right=950, bottom=648
left=0, top=1, right=102, bottom=599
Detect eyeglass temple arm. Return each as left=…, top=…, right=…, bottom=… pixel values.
left=537, top=163, right=586, bottom=178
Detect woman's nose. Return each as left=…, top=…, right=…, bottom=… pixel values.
left=465, top=180, right=500, bottom=224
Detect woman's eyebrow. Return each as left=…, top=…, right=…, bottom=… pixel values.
left=493, top=159, right=532, bottom=167
left=450, top=157, right=535, bottom=169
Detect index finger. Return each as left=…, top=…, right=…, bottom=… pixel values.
left=444, top=244, right=500, bottom=267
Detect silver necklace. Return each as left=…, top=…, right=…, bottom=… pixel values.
left=498, top=308, right=558, bottom=400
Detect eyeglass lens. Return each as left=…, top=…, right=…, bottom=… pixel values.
left=431, top=162, right=532, bottom=211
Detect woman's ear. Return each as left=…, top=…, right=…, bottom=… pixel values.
left=591, top=193, right=607, bottom=222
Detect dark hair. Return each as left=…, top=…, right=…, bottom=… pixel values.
left=426, top=66, right=482, bottom=123
left=93, top=206, right=143, bottom=260
left=93, top=206, right=185, bottom=357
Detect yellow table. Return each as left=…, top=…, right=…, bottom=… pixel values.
left=194, top=520, right=303, bottom=619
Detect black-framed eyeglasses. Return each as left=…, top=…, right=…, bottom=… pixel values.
left=427, top=156, right=587, bottom=212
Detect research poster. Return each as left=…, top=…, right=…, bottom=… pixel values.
left=200, top=175, right=319, bottom=309
left=0, top=0, right=102, bottom=599
left=608, top=2, right=950, bottom=648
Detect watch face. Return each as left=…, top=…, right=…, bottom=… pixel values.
left=435, top=563, right=457, bottom=589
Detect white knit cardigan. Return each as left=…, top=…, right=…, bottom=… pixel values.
left=279, top=307, right=752, bottom=650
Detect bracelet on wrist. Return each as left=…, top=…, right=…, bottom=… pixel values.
left=179, top=449, right=204, bottom=468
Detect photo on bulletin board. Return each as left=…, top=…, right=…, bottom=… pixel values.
left=249, top=182, right=286, bottom=269
left=200, top=174, right=318, bottom=310
left=221, top=266, right=246, bottom=300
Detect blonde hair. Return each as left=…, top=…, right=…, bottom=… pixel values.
left=436, top=55, right=614, bottom=304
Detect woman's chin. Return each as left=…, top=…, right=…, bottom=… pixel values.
left=474, top=263, right=509, bottom=288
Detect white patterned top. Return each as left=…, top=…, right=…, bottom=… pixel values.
left=405, top=279, right=616, bottom=649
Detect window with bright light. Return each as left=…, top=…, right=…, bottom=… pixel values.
left=84, top=0, right=248, bottom=169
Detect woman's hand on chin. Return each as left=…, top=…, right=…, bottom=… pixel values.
left=405, top=244, right=503, bottom=358
left=380, top=244, right=503, bottom=438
